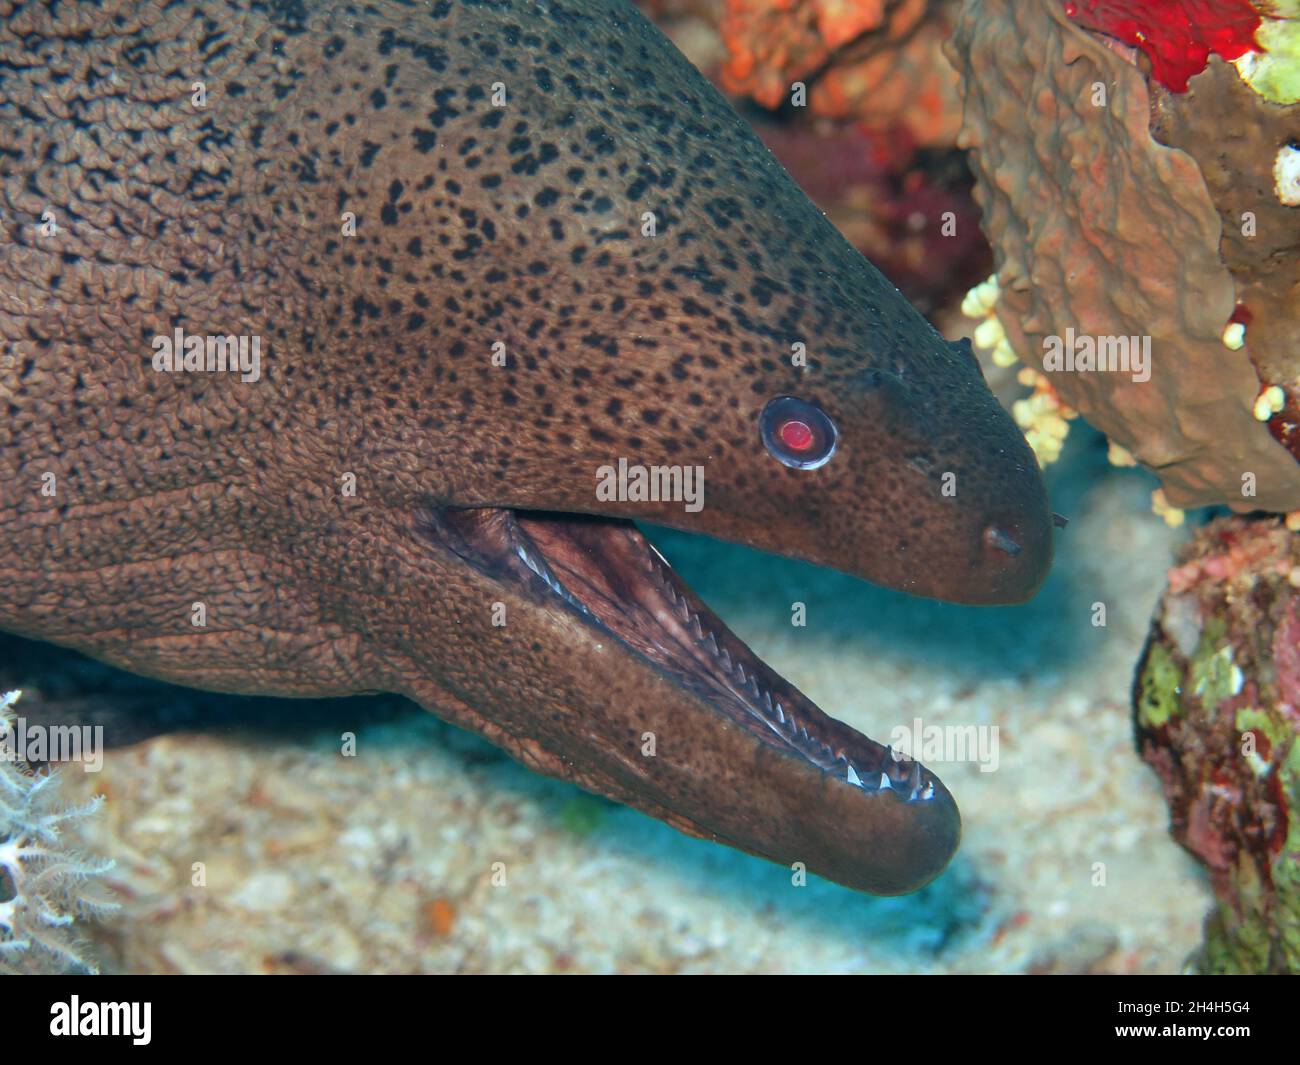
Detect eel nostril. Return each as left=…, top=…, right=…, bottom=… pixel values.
left=983, top=525, right=1022, bottom=558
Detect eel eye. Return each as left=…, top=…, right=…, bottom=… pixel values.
left=760, top=396, right=839, bottom=470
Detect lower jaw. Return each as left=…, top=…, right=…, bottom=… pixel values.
left=424, top=505, right=945, bottom=802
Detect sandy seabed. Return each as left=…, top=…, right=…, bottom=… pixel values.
left=39, top=416, right=1211, bottom=975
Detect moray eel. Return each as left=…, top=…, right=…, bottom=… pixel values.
left=0, top=0, right=1051, bottom=894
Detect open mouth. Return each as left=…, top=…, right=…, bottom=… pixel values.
left=420, top=505, right=941, bottom=806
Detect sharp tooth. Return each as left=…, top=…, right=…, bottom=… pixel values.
left=762, top=690, right=773, bottom=712
left=517, top=545, right=545, bottom=580
left=691, top=615, right=704, bottom=639
left=732, top=658, right=743, bottom=681
left=921, top=782, right=934, bottom=801
left=705, top=631, right=719, bottom=655
left=879, top=772, right=891, bottom=791
left=847, top=764, right=862, bottom=787
left=677, top=596, right=691, bottom=622
left=775, top=703, right=785, bottom=724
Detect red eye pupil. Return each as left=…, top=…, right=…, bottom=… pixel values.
left=760, top=396, right=838, bottom=470
left=778, top=419, right=814, bottom=452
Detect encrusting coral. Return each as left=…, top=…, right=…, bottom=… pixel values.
left=0, top=690, right=117, bottom=974
left=948, top=0, right=1300, bottom=514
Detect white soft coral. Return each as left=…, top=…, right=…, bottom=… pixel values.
left=0, top=690, right=117, bottom=973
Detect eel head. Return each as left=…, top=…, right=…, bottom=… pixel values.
left=355, top=0, right=1055, bottom=895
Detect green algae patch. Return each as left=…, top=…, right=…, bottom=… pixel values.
left=1189, top=620, right=1239, bottom=711
left=1235, top=8, right=1300, bottom=105
left=1137, top=642, right=1183, bottom=729
left=1199, top=856, right=1276, bottom=974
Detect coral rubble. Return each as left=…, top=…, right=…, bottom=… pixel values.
left=1135, top=518, right=1300, bottom=972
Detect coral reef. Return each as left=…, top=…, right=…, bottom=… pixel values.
left=1135, top=518, right=1300, bottom=973
left=717, top=0, right=964, bottom=146
left=645, top=1, right=988, bottom=313
left=947, top=0, right=1300, bottom=513
left=645, top=0, right=965, bottom=147
left=1147, top=49, right=1300, bottom=482
left=0, top=690, right=117, bottom=974
left=755, top=123, right=991, bottom=314
left=962, top=277, right=1077, bottom=468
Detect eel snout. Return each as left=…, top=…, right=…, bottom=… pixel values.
left=421, top=506, right=961, bottom=894
left=941, top=481, right=1055, bottom=606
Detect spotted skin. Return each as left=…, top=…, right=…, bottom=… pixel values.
left=0, top=0, right=1051, bottom=894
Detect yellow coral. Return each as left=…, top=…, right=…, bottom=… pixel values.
left=1152, top=489, right=1186, bottom=528
left=962, top=277, right=1020, bottom=368
left=959, top=274, right=999, bottom=318
left=1011, top=367, right=1076, bottom=467
left=1254, top=386, right=1286, bottom=422
left=1107, top=440, right=1137, bottom=468
left=962, top=274, right=1077, bottom=466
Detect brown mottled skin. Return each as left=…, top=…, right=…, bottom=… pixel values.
left=0, top=0, right=1051, bottom=894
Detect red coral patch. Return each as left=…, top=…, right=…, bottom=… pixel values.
left=1062, top=0, right=1262, bottom=92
